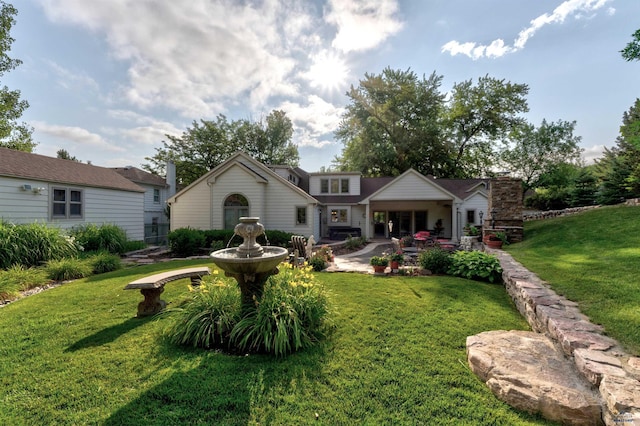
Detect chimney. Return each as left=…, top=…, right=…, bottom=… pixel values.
left=166, top=160, right=176, bottom=198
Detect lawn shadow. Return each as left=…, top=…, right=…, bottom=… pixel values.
left=103, top=341, right=329, bottom=425
left=65, top=316, right=153, bottom=352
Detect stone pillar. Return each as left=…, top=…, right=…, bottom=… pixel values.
left=486, top=177, right=524, bottom=243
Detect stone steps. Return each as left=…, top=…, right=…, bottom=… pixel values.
left=466, top=248, right=640, bottom=425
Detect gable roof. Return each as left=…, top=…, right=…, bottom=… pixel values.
left=362, top=168, right=461, bottom=203
left=426, top=177, right=489, bottom=200
left=0, top=147, right=144, bottom=193
left=169, top=151, right=318, bottom=204
left=113, top=166, right=168, bottom=187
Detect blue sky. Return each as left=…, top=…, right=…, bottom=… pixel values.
left=5, top=0, right=640, bottom=173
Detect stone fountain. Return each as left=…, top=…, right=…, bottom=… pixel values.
left=210, top=217, right=289, bottom=314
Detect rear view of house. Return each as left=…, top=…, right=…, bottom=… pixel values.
left=0, top=147, right=145, bottom=240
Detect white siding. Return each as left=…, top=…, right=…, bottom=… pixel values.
left=0, top=176, right=144, bottom=240
left=264, top=178, right=313, bottom=235
left=171, top=179, right=212, bottom=230
left=141, top=183, right=168, bottom=225
left=372, top=172, right=452, bottom=201
left=462, top=192, right=488, bottom=226
left=210, top=166, right=266, bottom=229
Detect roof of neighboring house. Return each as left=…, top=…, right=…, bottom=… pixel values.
left=0, top=147, right=145, bottom=193
left=113, top=166, right=168, bottom=187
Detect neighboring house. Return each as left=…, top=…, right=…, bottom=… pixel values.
left=113, top=165, right=174, bottom=244
left=168, top=151, right=490, bottom=242
left=0, top=147, right=145, bottom=240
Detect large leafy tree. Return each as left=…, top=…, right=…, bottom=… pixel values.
left=334, top=69, right=529, bottom=178
left=500, top=119, right=583, bottom=194
left=334, top=68, right=446, bottom=176
left=621, top=29, right=640, bottom=62
left=444, top=76, right=529, bottom=178
left=144, top=110, right=298, bottom=186
left=0, top=1, right=34, bottom=152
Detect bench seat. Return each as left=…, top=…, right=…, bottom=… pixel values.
left=125, top=267, right=211, bottom=317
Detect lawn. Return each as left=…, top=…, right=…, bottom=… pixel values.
left=506, top=204, right=640, bottom=355
left=0, top=260, right=551, bottom=425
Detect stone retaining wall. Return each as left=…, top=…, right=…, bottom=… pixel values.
left=487, top=247, right=640, bottom=425
left=523, top=205, right=600, bottom=221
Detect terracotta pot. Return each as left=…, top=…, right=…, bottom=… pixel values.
left=485, top=239, right=503, bottom=249
left=373, top=265, right=386, bottom=274
left=390, top=260, right=400, bottom=270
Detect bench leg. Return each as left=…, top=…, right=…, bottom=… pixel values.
left=137, top=287, right=166, bottom=317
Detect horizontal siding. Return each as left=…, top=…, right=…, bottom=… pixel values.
left=171, top=181, right=211, bottom=230
left=0, top=176, right=144, bottom=240
left=211, top=167, right=265, bottom=229
left=263, top=178, right=313, bottom=235
left=373, top=173, right=452, bottom=201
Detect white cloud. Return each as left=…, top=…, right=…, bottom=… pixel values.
left=46, top=60, right=100, bottom=92
left=442, top=0, right=612, bottom=60
left=278, top=95, right=344, bottom=148
left=325, top=0, right=403, bottom=53
left=582, top=144, right=608, bottom=164
left=31, top=121, right=124, bottom=152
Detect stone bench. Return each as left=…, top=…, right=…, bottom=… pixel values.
left=124, top=266, right=211, bottom=317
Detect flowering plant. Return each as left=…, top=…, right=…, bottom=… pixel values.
left=389, top=251, right=404, bottom=263
left=370, top=256, right=389, bottom=266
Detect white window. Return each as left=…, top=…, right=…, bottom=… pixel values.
left=52, top=188, right=83, bottom=219
left=340, top=178, right=349, bottom=193
left=331, top=209, right=348, bottom=223
left=153, top=188, right=160, bottom=203
left=320, top=179, right=329, bottom=193
left=224, top=194, right=249, bottom=229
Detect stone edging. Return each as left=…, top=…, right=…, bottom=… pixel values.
left=487, top=247, right=640, bottom=425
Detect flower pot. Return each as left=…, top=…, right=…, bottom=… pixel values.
left=485, top=239, right=503, bottom=249
left=373, top=265, right=386, bottom=274
left=390, top=260, right=399, bottom=272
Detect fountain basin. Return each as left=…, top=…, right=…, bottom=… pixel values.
left=210, top=246, right=289, bottom=276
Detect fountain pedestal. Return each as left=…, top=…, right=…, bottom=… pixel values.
left=210, top=217, right=289, bottom=315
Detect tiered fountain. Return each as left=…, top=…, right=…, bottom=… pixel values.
left=210, top=217, right=289, bottom=314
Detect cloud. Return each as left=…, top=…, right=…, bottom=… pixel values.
left=325, top=0, right=403, bottom=53
left=442, top=0, right=612, bottom=60
left=582, top=144, right=608, bottom=164
left=278, top=95, right=344, bottom=148
left=31, top=121, right=124, bottom=152
left=46, top=60, right=100, bottom=92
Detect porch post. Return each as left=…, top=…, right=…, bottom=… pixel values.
left=364, top=203, right=370, bottom=239
left=451, top=202, right=461, bottom=243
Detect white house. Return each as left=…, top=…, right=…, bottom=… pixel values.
left=0, top=147, right=145, bottom=240
left=168, top=151, right=490, bottom=242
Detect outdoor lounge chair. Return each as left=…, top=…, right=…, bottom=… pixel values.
left=290, top=235, right=314, bottom=265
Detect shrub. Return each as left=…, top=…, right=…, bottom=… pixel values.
left=369, top=256, right=388, bottom=266
left=123, top=240, right=146, bottom=252
left=86, top=251, right=122, bottom=274
left=168, top=227, right=206, bottom=257
left=46, top=258, right=93, bottom=281
left=231, top=263, right=331, bottom=357
left=0, top=221, right=80, bottom=269
left=164, top=274, right=241, bottom=349
left=345, top=236, right=367, bottom=250
left=70, top=223, right=128, bottom=254
left=210, top=240, right=225, bottom=251
left=307, top=255, right=327, bottom=271
left=448, top=251, right=503, bottom=283
left=0, top=265, right=50, bottom=302
left=264, top=230, right=294, bottom=247
left=418, top=248, right=452, bottom=274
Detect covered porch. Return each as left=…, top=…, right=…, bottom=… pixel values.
left=363, top=199, right=462, bottom=242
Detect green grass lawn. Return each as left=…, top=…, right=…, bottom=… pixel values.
left=506, top=204, right=640, bottom=355
left=0, top=260, right=552, bottom=425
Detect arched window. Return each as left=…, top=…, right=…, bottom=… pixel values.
left=224, top=194, right=249, bottom=229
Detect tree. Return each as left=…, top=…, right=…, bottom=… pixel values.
left=444, top=75, right=529, bottom=178
left=56, top=149, right=79, bottom=161
left=0, top=1, right=34, bottom=152
left=334, top=68, right=447, bottom=176
left=334, top=68, right=529, bottom=178
left=595, top=99, right=640, bottom=203
left=143, top=110, right=299, bottom=186
left=621, top=29, right=640, bottom=62
left=500, top=119, right=583, bottom=194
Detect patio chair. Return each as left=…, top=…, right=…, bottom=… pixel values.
left=290, top=235, right=310, bottom=266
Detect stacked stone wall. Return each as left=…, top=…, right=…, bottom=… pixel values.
left=486, top=177, right=524, bottom=243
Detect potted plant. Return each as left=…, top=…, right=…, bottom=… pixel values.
left=463, top=225, right=480, bottom=238
left=389, top=251, right=404, bottom=272
left=370, top=256, right=389, bottom=274
left=485, top=231, right=507, bottom=249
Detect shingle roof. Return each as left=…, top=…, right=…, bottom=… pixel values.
left=427, top=177, right=489, bottom=199
left=0, top=147, right=144, bottom=192
left=112, top=166, right=168, bottom=187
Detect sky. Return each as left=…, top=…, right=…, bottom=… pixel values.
left=5, top=0, right=640, bottom=173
